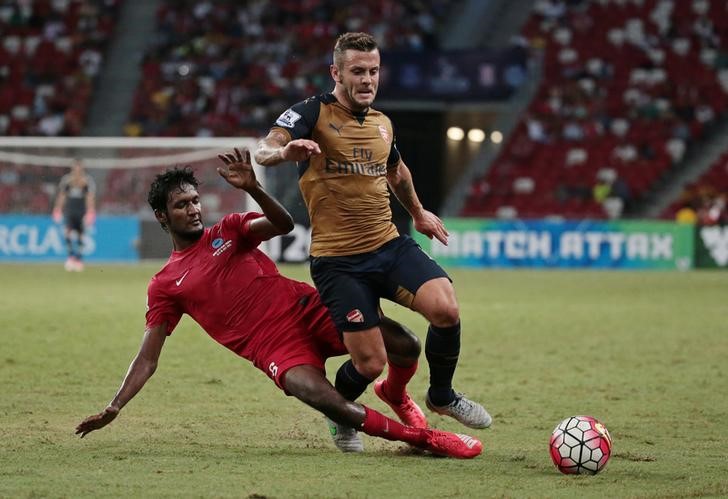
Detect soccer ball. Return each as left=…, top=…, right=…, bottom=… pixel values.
left=549, top=415, right=612, bottom=475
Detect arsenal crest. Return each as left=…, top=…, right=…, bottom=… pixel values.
left=378, top=124, right=391, bottom=144
left=346, top=309, right=364, bottom=323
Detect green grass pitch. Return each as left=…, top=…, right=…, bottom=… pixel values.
left=1, top=263, right=727, bottom=498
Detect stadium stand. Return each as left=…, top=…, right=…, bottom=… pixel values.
left=0, top=163, right=58, bottom=213
left=461, top=0, right=728, bottom=220
left=0, top=0, right=122, bottom=136
left=124, top=0, right=458, bottom=138
left=3, top=0, right=727, bottom=223
left=662, top=151, right=728, bottom=224
left=0, top=0, right=122, bottom=214
left=99, top=0, right=461, bottom=215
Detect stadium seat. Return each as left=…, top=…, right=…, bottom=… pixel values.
left=462, top=0, right=728, bottom=220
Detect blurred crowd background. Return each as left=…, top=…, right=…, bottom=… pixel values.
left=1, top=0, right=726, bottom=225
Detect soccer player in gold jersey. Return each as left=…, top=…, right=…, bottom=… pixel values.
left=256, top=32, right=491, bottom=451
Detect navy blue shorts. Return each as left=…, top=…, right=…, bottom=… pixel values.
left=64, top=212, right=84, bottom=233
left=310, top=235, right=449, bottom=332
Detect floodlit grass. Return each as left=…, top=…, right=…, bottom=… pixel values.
left=1, top=263, right=727, bottom=498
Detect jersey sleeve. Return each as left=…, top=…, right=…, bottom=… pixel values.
left=386, top=118, right=402, bottom=167
left=145, top=277, right=182, bottom=335
left=387, top=139, right=401, bottom=167
left=269, top=97, right=321, bottom=141
left=86, top=175, right=97, bottom=195
left=221, top=212, right=266, bottom=248
left=57, top=174, right=70, bottom=194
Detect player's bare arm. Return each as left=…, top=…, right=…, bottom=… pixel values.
left=86, top=188, right=96, bottom=213
left=255, top=130, right=321, bottom=166
left=52, top=188, right=66, bottom=222
left=53, top=191, right=66, bottom=212
left=84, top=186, right=96, bottom=226
left=386, top=160, right=449, bottom=245
left=75, top=325, right=167, bottom=438
left=218, top=147, right=294, bottom=240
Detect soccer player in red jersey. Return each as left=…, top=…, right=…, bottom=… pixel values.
left=75, top=148, right=482, bottom=459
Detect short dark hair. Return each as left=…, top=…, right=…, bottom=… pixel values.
left=333, top=32, right=378, bottom=67
left=147, top=166, right=199, bottom=231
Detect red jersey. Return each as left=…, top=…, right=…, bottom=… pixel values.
left=145, top=213, right=345, bottom=386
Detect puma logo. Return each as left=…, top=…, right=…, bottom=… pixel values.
left=328, top=122, right=345, bottom=136
left=175, top=270, right=190, bottom=286
left=700, top=226, right=728, bottom=266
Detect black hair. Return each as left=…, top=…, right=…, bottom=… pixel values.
left=147, top=166, right=199, bottom=231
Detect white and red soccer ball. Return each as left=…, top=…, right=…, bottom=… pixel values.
left=549, top=415, right=612, bottom=475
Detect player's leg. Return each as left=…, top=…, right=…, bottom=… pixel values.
left=319, top=326, right=387, bottom=449
left=379, top=315, right=421, bottom=366
left=64, top=215, right=84, bottom=271
left=282, top=365, right=482, bottom=459
left=412, top=277, right=461, bottom=404
left=284, top=365, right=366, bottom=426
left=63, top=224, right=76, bottom=271
left=310, top=256, right=386, bottom=402
left=376, top=316, right=427, bottom=428
left=310, top=246, right=424, bottom=428
left=266, top=287, right=480, bottom=458
left=387, top=236, right=492, bottom=429
left=382, top=237, right=459, bottom=406
left=339, top=326, right=387, bottom=390
left=74, top=216, right=85, bottom=271
left=294, top=275, right=383, bottom=451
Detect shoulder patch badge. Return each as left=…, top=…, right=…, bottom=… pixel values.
left=275, top=109, right=302, bottom=128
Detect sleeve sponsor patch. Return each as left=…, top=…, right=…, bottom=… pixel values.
left=275, top=109, right=302, bottom=128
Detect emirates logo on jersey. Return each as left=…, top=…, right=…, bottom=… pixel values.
left=346, top=309, right=364, bottom=323
left=378, top=125, right=391, bottom=144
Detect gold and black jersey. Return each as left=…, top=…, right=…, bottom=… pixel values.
left=271, top=93, right=401, bottom=257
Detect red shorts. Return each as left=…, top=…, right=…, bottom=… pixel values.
left=249, top=280, right=347, bottom=392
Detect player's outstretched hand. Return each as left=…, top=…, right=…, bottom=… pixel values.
left=84, top=210, right=96, bottom=227
left=75, top=406, right=119, bottom=438
left=281, top=139, right=321, bottom=162
left=217, top=147, right=257, bottom=191
left=413, top=209, right=449, bottom=245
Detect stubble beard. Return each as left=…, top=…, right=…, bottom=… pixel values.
left=349, top=89, right=374, bottom=112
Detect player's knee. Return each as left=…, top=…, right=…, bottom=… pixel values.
left=430, top=301, right=460, bottom=328
left=380, top=318, right=421, bottom=359
left=345, top=331, right=388, bottom=379
left=353, top=355, right=386, bottom=380
left=414, top=280, right=460, bottom=327
left=401, top=331, right=421, bottom=358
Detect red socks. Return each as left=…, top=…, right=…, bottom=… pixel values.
left=360, top=406, right=426, bottom=446
left=383, top=361, right=417, bottom=403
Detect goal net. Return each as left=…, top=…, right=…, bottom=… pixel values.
left=0, top=136, right=310, bottom=263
